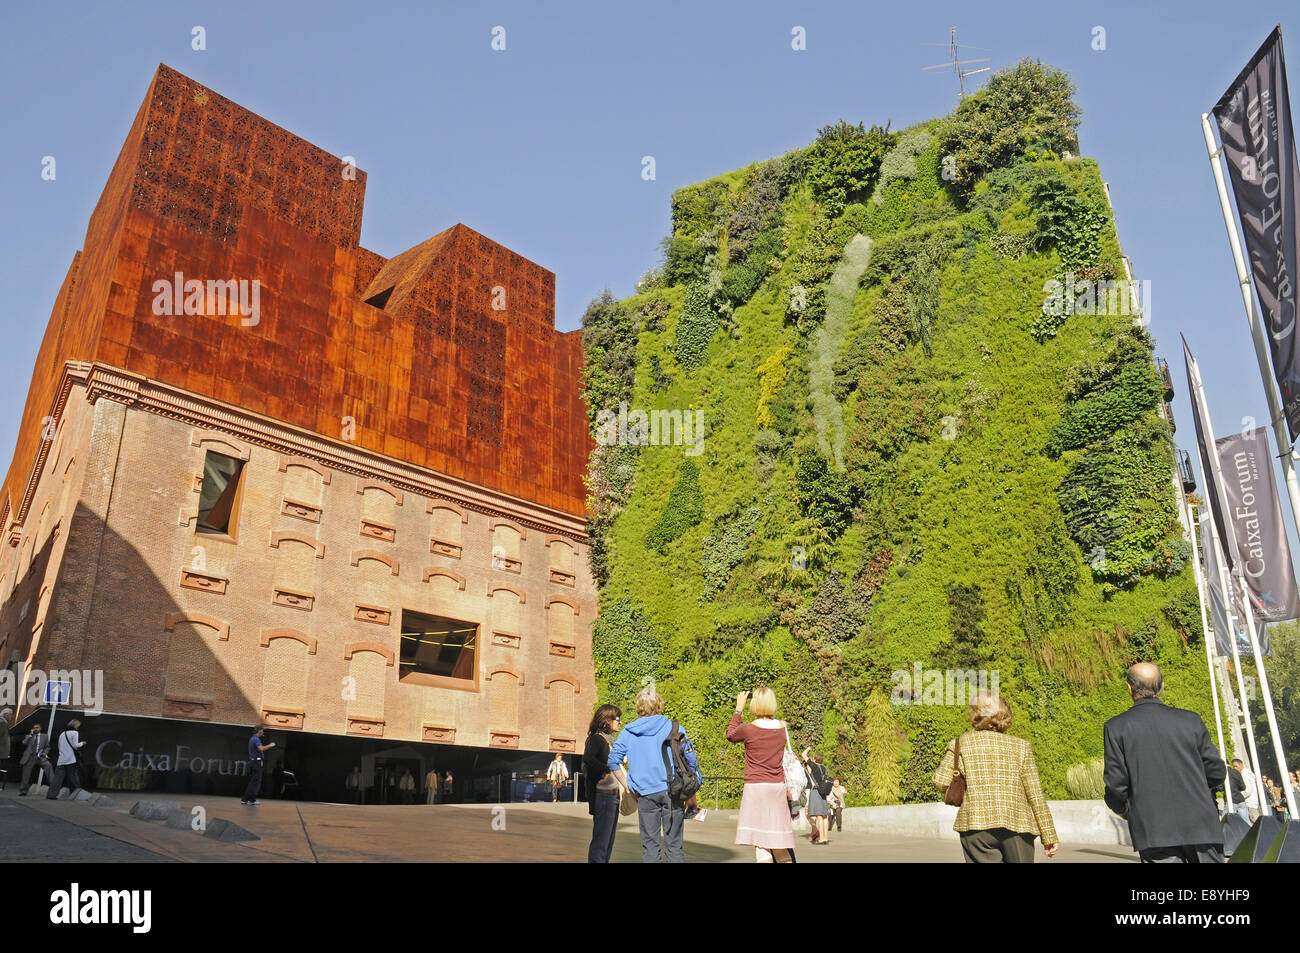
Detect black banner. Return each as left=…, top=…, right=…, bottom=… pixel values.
left=1213, top=27, right=1300, bottom=441
left=1185, top=338, right=1234, bottom=567
left=1216, top=427, right=1300, bottom=628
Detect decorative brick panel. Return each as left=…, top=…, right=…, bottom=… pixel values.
left=360, top=519, right=395, bottom=542
left=422, top=724, right=456, bottom=744
left=180, top=570, right=228, bottom=595
left=347, top=716, right=385, bottom=737
left=422, top=567, right=465, bottom=589
left=353, top=604, right=391, bottom=625
left=262, top=708, right=304, bottom=729
left=350, top=550, right=399, bottom=575
left=281, top=499, right=321, bottom=523
left=430, top=539, right=462, bottom=559
left=271, top=587, right=314, bottom=611
left=163, top=698, right=212, bottom=720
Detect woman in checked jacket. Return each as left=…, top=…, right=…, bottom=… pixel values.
left=933, top=693, right=1059, bottom=863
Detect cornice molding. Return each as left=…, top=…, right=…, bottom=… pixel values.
left=58, top=361, right=587, bottom=540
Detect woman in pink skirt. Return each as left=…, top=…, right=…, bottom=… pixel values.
left=726, top=687, right=796, bottom=863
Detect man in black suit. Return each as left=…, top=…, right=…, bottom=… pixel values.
left=18, top=725, right=52, bottom=795
left=1104, top=662, right=1226, bottom=862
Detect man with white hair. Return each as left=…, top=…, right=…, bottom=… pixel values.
left=1103, top=663, right=1226, bottom=862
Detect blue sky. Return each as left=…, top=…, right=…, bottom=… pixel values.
left=1, top=0, right=1298, bottom=552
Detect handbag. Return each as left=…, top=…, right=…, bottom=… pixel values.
left=943, top=736, right=966, bottom=807
left=618, top=785, right=638, bottom=816
left=782, top=726, right=808, bottom=802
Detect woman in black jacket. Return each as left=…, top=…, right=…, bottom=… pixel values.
left=583, top=705, right=623, bottom=863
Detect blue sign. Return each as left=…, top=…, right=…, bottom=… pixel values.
left=43, top=681, right=71, bottom=705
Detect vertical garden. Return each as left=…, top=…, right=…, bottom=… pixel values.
left=582, top=60, right=1208, bottom=804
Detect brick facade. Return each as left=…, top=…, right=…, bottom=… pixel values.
left=0, top=65, right=597, bottom=767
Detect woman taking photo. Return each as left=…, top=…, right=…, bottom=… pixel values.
left=726, top=687, right=796, bottom=863
left=583, top=704, right=623, bottom=863
left=932, top=692, right=1059, bottom=863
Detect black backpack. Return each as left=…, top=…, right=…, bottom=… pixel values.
left=812, top=762, right=832, bottom=798
left=661, top=720, right=701, bottom=802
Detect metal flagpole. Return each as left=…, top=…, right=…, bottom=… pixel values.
left=1189, top=346, right=1297, bottom=814
left=1232, top=577, right=1298, bottom=815
left=1189, top=513, right=1229, bottom=760
left=1188, top=509, right=1231, bottom=809
left=1196, top=449, right=1271, bottom=811
left=1201, top=114, right=1300, bottom=533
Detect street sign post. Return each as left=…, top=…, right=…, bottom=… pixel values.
left=36, top=680, right=72, bottom=791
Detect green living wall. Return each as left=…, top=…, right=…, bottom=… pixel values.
left=582, top=60, right=1209, bottom=805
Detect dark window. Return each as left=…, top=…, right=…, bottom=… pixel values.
left=197, top=451, right=245, bottom=538
left=399, top=611, right=477, bottom=682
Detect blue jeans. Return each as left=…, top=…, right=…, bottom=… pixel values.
left=588, top=793, right=619, bottom=863
left=1235, top=803, right=1251, bottom=824
left=637, top=790, right=684, bottom=863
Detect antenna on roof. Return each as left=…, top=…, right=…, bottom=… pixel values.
left=922, top=27, right=991, bottom=97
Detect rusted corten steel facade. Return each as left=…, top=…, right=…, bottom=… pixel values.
left=0, top=65, right=597, bottom=766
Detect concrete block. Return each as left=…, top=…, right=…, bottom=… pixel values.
left=836, top=800, right=1132, bottom=846
left=72, top=788, right=94, bottom=802
left=204, top=817, right=258, bottom=842
left=129, top=799, right=182, bottom=820
left=165, top=809, right=196, bottom=831
left=90, top=794, right=118, bottom=808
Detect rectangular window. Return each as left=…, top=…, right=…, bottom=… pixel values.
left=399, top=611, right=477, bottom=685
left=197, top=451, right=245, bottom=539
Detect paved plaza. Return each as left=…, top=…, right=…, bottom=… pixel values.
left=0, top=787, right=1135, bottom=863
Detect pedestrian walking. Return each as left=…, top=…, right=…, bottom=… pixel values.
left=1103, top=662, right=1225, bottom=863
left=608, top=685, right=702, bottom=863
left=801, top=748, right=831, bottom=845
left=46, top=719, right=86, bottom=800
left=443, top=770, right=454, bottom=803
left=1226, top=760, right=1250, bottom=823
left=933, top=693, right=1059, bottom=863
left=19, top=725, right=52, bottom=795
left=347, top=766, right=364, bottom=804
left=546, top=752, right=570, bottom=802
left=829, top=778, right=847, bottom=833
left=725, top=688, right=796, bottom=863
left=583, top=704, right=624, bottom=863
left=1238, top=758, right=1261, bottom=822
left=399, top=768, right=415, bottom=804
left=241, top=726, right=275, bottom=805
left=425, top=767, right=439, bottom=805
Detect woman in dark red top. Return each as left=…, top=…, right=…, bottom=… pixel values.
left=726, top=687, right=795, bottom=862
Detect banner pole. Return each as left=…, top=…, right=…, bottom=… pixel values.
left=1233, top=577, right=1298, bottom=815
left=1200, top=113, right=1300, bottom=535
left=1189, top=510, right=1229, bottom=765
left=1196, top=448, right=1270, bottom=810
left=1188, top=508, right=1231, bottom=811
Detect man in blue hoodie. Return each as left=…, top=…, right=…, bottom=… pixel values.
left=608, top=685, right=702, bottom=863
